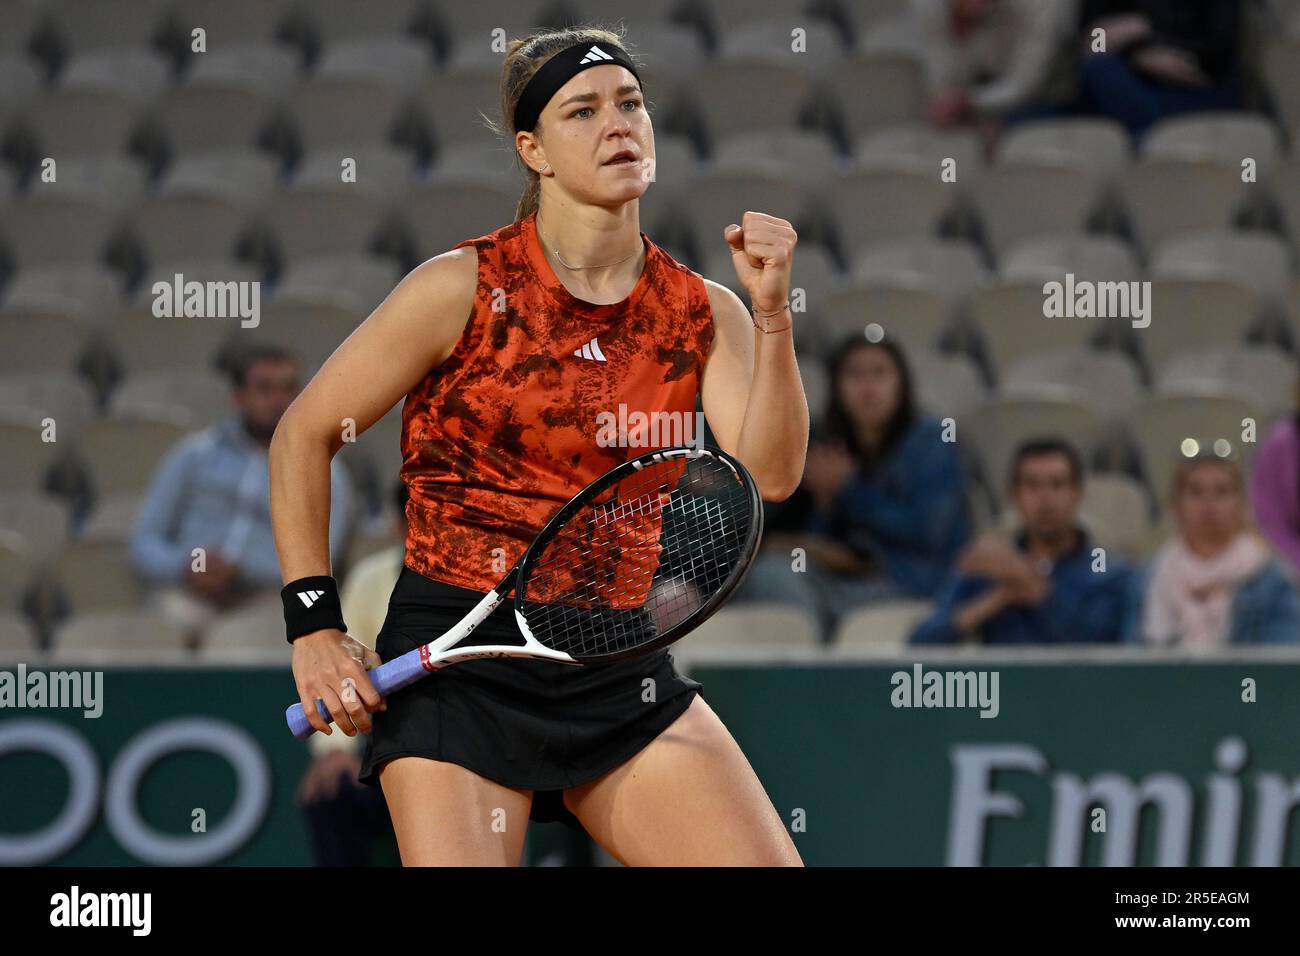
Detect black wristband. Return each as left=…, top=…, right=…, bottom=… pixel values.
left=281, top=576, right=348, bottom=644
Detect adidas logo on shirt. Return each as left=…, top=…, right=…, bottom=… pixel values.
left=579, top=45, right=615, bottom=65
left=574, top=338, right=607, bottom=361
left=297, top=589, right=326, bottom=608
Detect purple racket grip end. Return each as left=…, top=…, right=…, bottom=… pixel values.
left=284, top=646, right=430, bottom=739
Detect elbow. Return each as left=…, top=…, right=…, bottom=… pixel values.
left=757, top=475, right=800, bottom=502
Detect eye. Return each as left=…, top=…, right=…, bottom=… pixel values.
left=622, top=98, right=642, bottom=110
left=573, top=106, right=594, bottom=118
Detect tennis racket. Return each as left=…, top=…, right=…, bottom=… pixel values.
left=285, top=444, right=763, bottom=739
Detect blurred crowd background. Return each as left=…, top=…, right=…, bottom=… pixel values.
left=1, top=0, right=1300, bottom=864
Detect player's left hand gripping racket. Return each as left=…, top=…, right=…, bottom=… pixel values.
left=284, top=444, right=764, bottom=739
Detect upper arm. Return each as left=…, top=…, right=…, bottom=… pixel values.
left=699, top=278, right=754, bottom=455
left=274, top=247, right=479, bottom=453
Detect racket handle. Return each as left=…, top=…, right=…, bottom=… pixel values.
left=285, top=647, right=429, bottom=740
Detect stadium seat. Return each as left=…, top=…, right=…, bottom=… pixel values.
left=267, top=145, right=410, bottom=261
left=0, top=53, right=40, bottom=129
left=0, top=311, right=88, bottom=375
left=435, top=0, right=551, bottom=48
left=0, top=419, right=67, bottom=496
left=996, top=117, right=1132, bottom=186
left=0, top=537, right=31, bottom=612
left=1277, top=154, right=1300, bottom=251
left=109, top=369, right=229, bottom=430
left=826, top=51, right=926, bottom=141
left=37, top=0, right=173, bottom=55
left=1157, top=347, right=1296, bottom=419
left=0, top=0, right=42, bottom=54
left=716, top=17, right=845, bottom=81
left=0, top=156, right=147, bottom=268
left=1079, top=472, right=1152, bottom=560
left=828, top=163, right=953, bottom=258
left=75, top=415, right=191, bottom=497
left=275, top=255, right=401, bottom=313
left=1143, top=112, right=1281, bottom=182
left=50, top=609, right=190, bottom=661
left=1000, top=233, right=1140, bottom=284
left=1262, top=38, right=1300, bottom=141
left=168, top=0, right=298, bottom=48
left=292, top=0, right=430, bottom=46
left=0, top=372, right=95, bottom=440
left=1118, top=159, right=1246, bottom=255
left=686, top=603, right=820, bottom=650
left=53, top=538, right=145, bottom=613
left=842, top=0, right=914, bottom=48
left=833, top=600, right=934, bottom=649
left=1128, top=391, right=1262, bottom=502
left=0, top=610, right=38, bottom=653
left=0, top=493, right=71, bottom=567
left=820, top=283, right=952, bottom=360
left=973, top=164, right=1101, bottom=256
left=199, top=594, right=287, bottom=650
left=1, top=262, right=124, bottom=324
left=16, top=48, right=169, bottom=158
left=153, top=42, right=298, bottom=157
left=912, top=351, right=988, bottom=420
left=1140, top=279, right=1257, bottom=375
left=429, top=138, right=521, bottom=190
left=687, top=60, right=813, bottom=142
left=286, top=38, right=431, bottom=154
left=970, top=284, right=1106, bottom=376
left=851, top=237, right=988, bottom=303
left=1001, top=348, right=1141, bottom=418
left=78, top=492, right=144, bottom=542
left=105, top=300, right=241, bottom=376
left=421, top=51, right=506, bottom=150
left=401, top=176, right=518, bottom=259
left=245, top=298, right=364, bottom=375
left=566, top=0, right=684, bottom=23
left=1151, top=231, right=1292, bottom=311
left=713, top=127, right=841, bottom=196
left=853, top=123, right=983, bottom=197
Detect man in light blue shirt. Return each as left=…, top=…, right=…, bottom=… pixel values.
left=130, top=344, right=354, bottom=637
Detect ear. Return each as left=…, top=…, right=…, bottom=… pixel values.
left=516, top=131, right=546, bottom=175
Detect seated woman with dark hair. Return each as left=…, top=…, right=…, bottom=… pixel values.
left=737, top=335, right=970, bottom=642
left=1127, top=455, right=1300, bottom=646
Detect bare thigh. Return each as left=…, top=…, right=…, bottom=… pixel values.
left=562, top=694, right=803, bottom=866
left=379, top=756, right=534, bottom=866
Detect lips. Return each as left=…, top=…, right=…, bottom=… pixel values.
left=603, top=151, right=637, bottom=166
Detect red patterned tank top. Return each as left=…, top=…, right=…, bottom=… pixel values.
left=399, top=209, right=715, bottom=594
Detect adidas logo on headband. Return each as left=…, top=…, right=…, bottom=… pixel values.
left=579, top=45, right=615, bottom=65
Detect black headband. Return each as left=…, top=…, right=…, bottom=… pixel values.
left=513, top=40, right=642, bottom=133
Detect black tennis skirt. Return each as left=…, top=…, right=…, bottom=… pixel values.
left=358, top=563, right=704, bottom=831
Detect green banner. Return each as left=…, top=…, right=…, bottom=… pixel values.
left=3, top=659, right=1297, bottom=866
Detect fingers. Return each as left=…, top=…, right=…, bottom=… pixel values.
left=297, top=684, right=334, bottom=736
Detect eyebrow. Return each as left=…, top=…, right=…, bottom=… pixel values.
left=556, top=84, right=643, bottom=110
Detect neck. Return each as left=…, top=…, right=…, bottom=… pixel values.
left=1026, top=527, right=1078, bottom=562
left=1184, top=531, right=1235, bottom=559
left=535, top=203, right=645, bottom=292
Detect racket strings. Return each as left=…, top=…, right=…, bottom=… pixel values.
left=519, top=455, right=753, bottom=660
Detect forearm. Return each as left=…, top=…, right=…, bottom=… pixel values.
left=269, top=416, right=339, bottom=584
left=736, top=327, right=808, bottom=500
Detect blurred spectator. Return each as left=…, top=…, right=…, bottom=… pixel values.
left=912, top=438, right=1133, bottom=644
left=739, top=336, right=969, bottom=641
left=1131, top=455, right=1300, bottom=646
left=129, top=344, right=354, bottom=639
left=910, top=0, right=1080, bottom=129
left=298, top=481, right=406, bottom=866
left=1075, top=0, right=1242, bottom=138
left=1250, top=393, right=1300, bottom=579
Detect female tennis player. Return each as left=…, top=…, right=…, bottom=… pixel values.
left=270, top=25, right=808, bottom=866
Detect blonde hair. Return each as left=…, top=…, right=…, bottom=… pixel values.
left=481, top=24, right=640, bottom=222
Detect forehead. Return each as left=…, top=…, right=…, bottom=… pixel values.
left=1019, top=455, right=1072, bottom=479
left=549, top=63, right=641, bottom=107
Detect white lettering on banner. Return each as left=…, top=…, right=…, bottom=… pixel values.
left=0, top=717, right=270, bottom=866
left=947, top=737, right=1297, bottom=866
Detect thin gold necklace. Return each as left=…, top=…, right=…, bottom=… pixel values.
left=539, top=224, right=643, bottom=271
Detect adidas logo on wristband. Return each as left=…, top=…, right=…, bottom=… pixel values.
left=297, top=589, right=326, bottom=608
